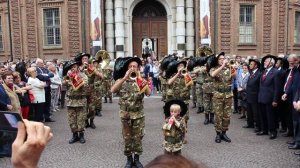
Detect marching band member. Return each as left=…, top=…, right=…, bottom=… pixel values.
left=209, top=52, right=235, bottom=143
left=63, top=60, right=88, bottom=144
left=111, top=57, right=151, bottom=168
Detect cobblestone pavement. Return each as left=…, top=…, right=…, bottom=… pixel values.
left=1, top=96, right=299, bottom=168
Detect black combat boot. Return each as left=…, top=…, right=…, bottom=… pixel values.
left=96, top=109, right=102, bottom=117
left=134, top=154, right=143, bottom=168
left=197, top=107, right=201, bottom=113
left=204, top=113, right=209, bottom=125
left=90, top=118, right=96, bottom=129
left=209, top=113, right=214, bottom=124
left=85, top=120, right=90, bottom=128
left=221, top=131, right=231, bottom=143
left=192, top=102, right=196, bottom=108
left=215, top=131, right=221, bottom=143
left=125, top=155, right=134, bottom=168
left=79, top=132, right=86, bottom=144
left=104, top=97, right=108, bottom=103
left=109, top=97, right=112, bottom=103
left=69, top=132, right=79, bottom=144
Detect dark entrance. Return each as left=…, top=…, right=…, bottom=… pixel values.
left=132, top=1, right=167, bottom=60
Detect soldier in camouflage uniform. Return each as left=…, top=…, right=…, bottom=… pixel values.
left=166, top=60, right=192, bottom=144
left=111, top=57, right=151, bottom=168
left=98, top=50, right=113, bottom=103
left=166, top=60, right=192, bottom=121
left=63, top=60, right=88, bottom=144
left=91, top=59, right=103, bottom=117
left=189, top=67, right=198, bottom=109
left=162, top=100, right=187, bottom=155
left=102, top=68, right=113, bottom=103
left=209, top=52, right=233, bottom=143
left=159, top=72, right=167, bottom=102
left=202, top=68, right=214, bottom=125
left=85, top=59, right=104, bottom=129
left=195, top=45, right=214, bottom=115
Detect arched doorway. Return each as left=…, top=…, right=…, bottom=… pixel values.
left=132, top=1, right=167, bottom=60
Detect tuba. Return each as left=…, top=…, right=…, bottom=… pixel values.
left=95, top=50, right=111, bottom=69
left=196, top=46, right=213, bottom=57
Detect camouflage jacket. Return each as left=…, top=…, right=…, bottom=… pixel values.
left=88, top=66, right=103, bottom=89
left=202, top=70, right=213, bottom=94
left=119, top=79, right=145, bottom=119
left=162, top=116, right=186, bottom=152
left=166, top=75, right=191, bottom=104
left=102, top=68, right=113, bottom=81
left=66, top=71, right=88, bottom=107
left=210, top=66, right=233, bottom=98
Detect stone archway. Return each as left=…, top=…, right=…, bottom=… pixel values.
left=132, top=0, right=168, bottom=60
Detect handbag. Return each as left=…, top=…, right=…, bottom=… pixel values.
left=28, top=90, right=35, bottom=103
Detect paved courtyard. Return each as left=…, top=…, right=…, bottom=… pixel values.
left=0, top=96, right=299, bottom=168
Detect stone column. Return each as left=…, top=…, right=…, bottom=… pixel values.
left=176, top=0, right=186, bottom=56
left=114, top=0, right=125, bottom=58
left=105, top=0, right=115, bottom=59
left=185, top=0, right=194, bottom=57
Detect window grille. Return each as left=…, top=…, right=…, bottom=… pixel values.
left=0, top=16, right=3, bottom=50
left=44, top=8, right=61, bottom=46
left=239, top=5, right=255, bottom=44
left=295, top=12, right=300, bottom=44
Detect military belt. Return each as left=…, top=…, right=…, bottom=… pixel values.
left=120, top=106, right=142, bottom=112
left=165, top=136, right=181, bottom=143
left=68, top=95, right=86, bottom=99
left=216, top=87, right=231, bottom=93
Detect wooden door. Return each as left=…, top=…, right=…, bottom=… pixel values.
left=133, top=17, right=167, bottom=60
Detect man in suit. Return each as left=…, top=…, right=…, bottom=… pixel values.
left=35, top=58, right=55, bottom=122
left=283, top=54, right=300, bottom=150
left=244, top=59, right=261, bottom=130
left=274, top=57, right=289, bottom=135
left=257, top=55, right=280, bottom=139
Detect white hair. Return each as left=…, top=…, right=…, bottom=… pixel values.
left=36, top=58, right=43, bottom=64
left=288, top=54, right=297, bottom=61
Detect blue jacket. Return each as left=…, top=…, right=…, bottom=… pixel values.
left=0, top=84, right=11, bottom=111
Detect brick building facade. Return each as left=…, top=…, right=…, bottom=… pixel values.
left=0, top=0, right=299, bottom=62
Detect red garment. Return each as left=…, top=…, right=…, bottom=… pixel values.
left=21, top=106, right=30, bottom=119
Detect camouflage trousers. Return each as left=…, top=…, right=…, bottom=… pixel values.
left=102, top=80, right=112, bottom=98
left=161, top=84, right=167, bottom=102
left=212, top=96, right=232, bottom=132
left=196, top=83, right=203, bottom=107
left=191, top=83, right=197, bottom=104
left=203, top=93, right=213, bottom=114
left=121, top=117, right=145, bottom=156
left=87, top=88, right=102, bottom=119
left=93, top=87, right=103, bottom=111
left=67, top=106, right=87, bottom=133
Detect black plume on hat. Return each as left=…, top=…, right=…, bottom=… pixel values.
left=74, top=53, right=91, bottom=65
left=113, top=57, right=142, bottom=81
left=163, top=99, right=187, bottom=118
left=63, top=60, right=80, bottom=76
left=160, top=55, right=178, bottom=71
left=187, top=56, right=196, bottom=72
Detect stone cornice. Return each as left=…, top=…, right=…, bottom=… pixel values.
left=38, top=0, right=64, bottom=7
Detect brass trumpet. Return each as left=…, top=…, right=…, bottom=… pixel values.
left=181, top=68, right=188, bottom=75
left=129, top=71, right=137, bottom=80
left=228, top=59, right=236, bottom=77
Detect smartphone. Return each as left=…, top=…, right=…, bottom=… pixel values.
left=0, top=111, right=23, bottom=157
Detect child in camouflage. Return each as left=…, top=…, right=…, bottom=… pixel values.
left=162, top=100, right=187, bottom=155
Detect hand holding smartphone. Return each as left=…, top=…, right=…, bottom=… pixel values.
left=0, top=111, right=22, bottom=157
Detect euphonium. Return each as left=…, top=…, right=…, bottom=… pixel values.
left=129, top=71, right=137, bottom=80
